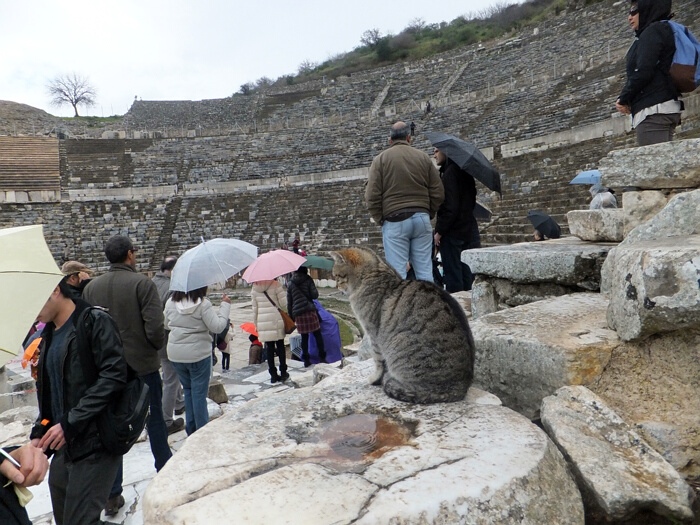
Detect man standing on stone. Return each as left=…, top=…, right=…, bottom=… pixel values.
left=152, top=255, right=185, bottom=435
left=433, top=147, right=481, bottom=292
left=82, top=235, right=170, bottom=516
left=366, top=121, right=444, bottom=281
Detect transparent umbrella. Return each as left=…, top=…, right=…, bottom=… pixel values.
left=170, top=238, right=258, bottom=292
left=0, top=225, right=63, bottom=365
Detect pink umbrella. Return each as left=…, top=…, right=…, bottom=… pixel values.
left=242, top=249, right=307, bottom=283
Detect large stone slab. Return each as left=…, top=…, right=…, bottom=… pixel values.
left=541, top=386, right=694, bottom=523
left=604, top=236, right=700, bottom=341
left=462, top=238, right=615, bottom=288
left=598, top=138, right=700, bottom=189
left=143, top=360, right=584, bottom=525
left=567, top=209, right=623, bottom=242
left=470, top=293, right=618, bottom=420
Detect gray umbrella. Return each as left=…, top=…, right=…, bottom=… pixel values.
left=426, top=131, right=502, bottom=194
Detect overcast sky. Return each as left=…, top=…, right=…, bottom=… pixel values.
left=2, top=0, right=516, bottom=117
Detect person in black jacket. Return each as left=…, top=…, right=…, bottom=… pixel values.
left=30, top=278, right=127, bottom=525
left=615, top=0, right=683, bottom=146
left=287, top=267, right=326, bottom=367
left=0, top=444, right=49, bottom=525
left=433, top=147, right=481, bottom=292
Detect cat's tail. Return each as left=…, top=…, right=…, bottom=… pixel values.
left=383, top=377, right=470, bottom=404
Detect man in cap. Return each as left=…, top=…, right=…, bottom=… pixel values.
left=152, top=255, right=185, bottom=435
left=30, top=277, right=126, bottom=525
left=366, top=121, right=444, bottom=281
left=82, top=235, right=169, bottom=516
left=60, top=261, right=93, bottom=300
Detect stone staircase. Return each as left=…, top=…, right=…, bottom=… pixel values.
left=0, top=137, right=59, bottom=191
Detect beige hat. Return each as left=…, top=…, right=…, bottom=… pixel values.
left=61, top=260, right=93, bottom=276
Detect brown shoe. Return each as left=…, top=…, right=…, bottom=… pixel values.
left=104, top=494, right=125, bottom=517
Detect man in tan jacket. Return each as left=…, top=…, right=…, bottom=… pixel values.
left=365, top=121, right=444, bottom=281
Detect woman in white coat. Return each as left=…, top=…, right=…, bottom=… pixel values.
left=251, top=279, right=288, bottom=383
left=164, top=286, right=231, bottom=435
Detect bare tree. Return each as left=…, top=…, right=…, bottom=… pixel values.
left=297, top=59, right=318, bottom=75
left=46, top=73, right=97, bottom=117
left=360, top=28, right=382, bottom=48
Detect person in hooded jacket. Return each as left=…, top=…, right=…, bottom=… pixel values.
left=164, top=287, right=231, bottom=435
left=615, top=0, right=683, bottom=146
left=287, top=267, right=326, bottom=367
left=251, top=279, right=289, bottom=382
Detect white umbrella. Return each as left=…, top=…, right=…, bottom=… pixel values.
left=170, top=238, right=258, bottom=292
left=0, top=225, right=63, bottom=365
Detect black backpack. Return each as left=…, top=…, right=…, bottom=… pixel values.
left=76, top=307, right=150, bottom=456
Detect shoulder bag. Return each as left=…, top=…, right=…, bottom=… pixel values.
left=263, top=291, right=296, bottom=334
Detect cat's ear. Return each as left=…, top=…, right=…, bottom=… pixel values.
left=332, top=249, right=361, bottom=267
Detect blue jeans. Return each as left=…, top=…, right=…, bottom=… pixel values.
left=109, top=371, right=172, bottom=498
left=440, top=235, right=480, bottom=292
left=382, top=212, right=433, bottom=282
left=172, top=357, right=211, bottom=435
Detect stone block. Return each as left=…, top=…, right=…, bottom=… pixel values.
left=143, top=361, right=584, bottom=525
left=541, top=386, right=694, bottom=523
left=598, top=138, right=700, bottom=189
left=207, top=380, right=228, bottom=404
left=471, top=293, right=618, bottom=419
left=621, top=190, right=669, bottom=237
left=567, top=209, right=623, bottom=242
left=605, top=235, right=700, bottom=341
left=462, top=238, right=615, bottom=288
left=471, top=275, right=577, bottom=319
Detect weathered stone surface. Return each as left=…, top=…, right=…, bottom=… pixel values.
left=598, top=138, right=700, bottom=189
left=604, top=236, right=700, bottom=341
left=567, top=209, right=623, bottom=242
left=541, top=386, right=695, bottom=523
left=601, top=190, right=700, bottom=293
left=470, top=293, right=618, bottom=419
left=462, top=238, right=615, bottom=288
left=471, top=275, right=578, bottom=319
left=621, top=190, right=669, bottom=237
left=472, top=292, right=700, bottom=481
left=592, top=329, right=700, bottom=480
left=143, top=360, right=584, bottom=525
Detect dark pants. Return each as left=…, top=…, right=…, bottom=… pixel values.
left=440, top=235, right=480, bottom=293
left=49, top=449, right=121, bottom=525
left=301, top=330, right=326, bottom=364
left=110, top=371, right=172, bottom=498
left=266, top=339, right=286, bottom=378
left=221, top=352, right=230, bottom=370
left=636, top=113, right=681, bottom=146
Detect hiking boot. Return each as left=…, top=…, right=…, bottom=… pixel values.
left=167, top=417, right=185, bottom=435
left=270, top=375, right=280, bottom=383
left=104, top=494, right=125, bottom=517
left=279, top=372, right=290, bottom=381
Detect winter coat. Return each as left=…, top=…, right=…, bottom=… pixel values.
left=83, top=263, right=165, bottom=374
left=287, top=273, right=319, bottom=319
left=618, top=0, right=680, bottom=116
left=152, top=271, right=173, bottom=359
left=435, top=158, right=479, bottom=242
left=30, top=300, right=127, bottom=462
left=251, top=280, right=287, bottom=343
left=366, top=140, right=444, bottom=224
left=163, top=297, right=231, bottom=363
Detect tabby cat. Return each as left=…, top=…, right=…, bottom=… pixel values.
left=331, top=247, right=475, bottom=404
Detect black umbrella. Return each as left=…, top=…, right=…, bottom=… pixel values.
left=474, top=200, right=492, bottom=222
left=527, top=210, right=561, bottom=239
left=426, top=131, right=502, bottom=194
